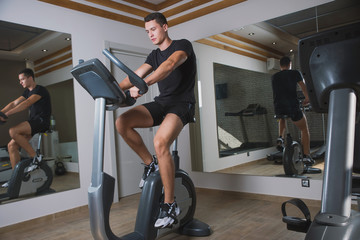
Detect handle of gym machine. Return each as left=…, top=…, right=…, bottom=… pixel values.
left=0, top=111, right=8, bottom=125
left=102, top=49, right=148, bottom=95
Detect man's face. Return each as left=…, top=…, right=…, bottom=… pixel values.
left=19, top=73, right=32, bottom=88
left=145, top=19, right=167, bottom=45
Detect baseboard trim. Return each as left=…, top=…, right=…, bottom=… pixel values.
left=196, top=188, right=322, bottom=207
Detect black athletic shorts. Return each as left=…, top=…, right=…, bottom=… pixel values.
left=28, top=117, right=50, bottom=136
left=275, top=107, right=303, bottom=122
left=143, top=101, right=195, bottom=126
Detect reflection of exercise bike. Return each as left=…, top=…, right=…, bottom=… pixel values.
left=71, top=49, right=211, bottom=240
left=281, top=22, right=360, bottom=239
left=0, top=149, right=13, bottom=184
left=0, top=132, right=54, bottom=202
left=275, top=114, right=321, bottom=177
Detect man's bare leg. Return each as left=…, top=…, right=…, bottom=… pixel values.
left=8, top=139, right=21, bottom=169
left=278, top=118, right=286, bottom=138
left=293, top=116, right=310, bottom=155
left=8, top=121, right=34, bottom=168
left=154, top=113, right=183, bottom=204
left=116, top=105, right=154, bottom=165
left=153, top=113, right=183, bottom=228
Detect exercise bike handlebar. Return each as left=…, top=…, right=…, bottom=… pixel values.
left=102, top=49, right=148, bottom=95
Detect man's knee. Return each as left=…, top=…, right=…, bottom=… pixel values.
left=115, top=116, right=124, bottom=134
left=8, top=140, right=19, bottom=152
left=8, top=127, right=16, bottom=138
left=153, top=136, right=169, bottom=156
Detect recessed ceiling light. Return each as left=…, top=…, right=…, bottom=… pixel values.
left=235, top=27, right=245, bottom=31
left=42, top=49, right=48, bottom=52
left=248, top=32, right=255, bottom=36
left=289, top=49, right=294, bottom=52
left=272, top=42, right=276, bottom=45
left=65, top=37, right=71, bottom=41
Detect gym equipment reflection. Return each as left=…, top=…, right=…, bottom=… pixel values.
left=211, top=63, right=326, bottom=177
left=214, top=64, right=274, bottom=158
left=0, top=133, right=55, bottom=202
left=190, top=0, right=360, bottom=175
left=0, top=20, right=80, bottom=204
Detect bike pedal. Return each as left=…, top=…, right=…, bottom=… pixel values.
left=282, top=216, right=311, bottom=233
left=281, top=198, right=312, bottom=233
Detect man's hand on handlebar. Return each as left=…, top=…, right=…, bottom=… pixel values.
left=0, top=111, right=8, bottom=124
left=129, top=86, right=143, bottom=99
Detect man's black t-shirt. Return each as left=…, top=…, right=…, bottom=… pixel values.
left=145, top=39, right=196, bottom=105
left=22, top=85, right=51, bottom=123
left=271, top=69, right=303, bottom=111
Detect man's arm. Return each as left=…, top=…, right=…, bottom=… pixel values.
left=119, top=63, right=153, bottom=90
left=298, top=80, right=310, bottom=105
left=120, top=50, right=188, bottom=99
left=1, top=96, right=25, bottom=115
left=145, top=50, right=188, bottom=86
left=3, top=94, right=41, bottom=117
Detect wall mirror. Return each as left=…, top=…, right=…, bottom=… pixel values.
left=190, top=0, right=360, bottom=179
left=0, top=20, right=80, bottom=204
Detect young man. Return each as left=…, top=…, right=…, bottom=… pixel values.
left=116, top=12, right=196, bottom=228
left=271, top=56, right=314, bottom=165
left=0, top=68, right=51, bottom=187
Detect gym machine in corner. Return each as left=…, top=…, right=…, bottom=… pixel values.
left=281, top=22, right=360, bottom=239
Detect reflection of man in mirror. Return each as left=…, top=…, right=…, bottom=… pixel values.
left=116, top=12, right=196, bottom=228
left=0, top=68, right=51, bottom=187
left=271, top=56, right=314, bottom=165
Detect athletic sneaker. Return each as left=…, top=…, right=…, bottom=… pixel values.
left=154, top=201, right=181, bottom=228
left=303, top=155, right=315, bottom=166
left=139, top=156, right=159, bottom=188
left=276, top=137, right=285, bottom=151
left=1, top=181, right=9, bottom=188
left=26, top=155, right=42, bottom=173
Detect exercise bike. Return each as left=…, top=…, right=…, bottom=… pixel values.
left=0, top=132, right=55, bottom=202
left=281, top=22, right=360, bottom=239
left=275, top=113, right=321, bottom=177
left=71, top=49, right=211, bottom=240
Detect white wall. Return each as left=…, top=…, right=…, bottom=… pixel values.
left=0, top=0, right=332, bottom=228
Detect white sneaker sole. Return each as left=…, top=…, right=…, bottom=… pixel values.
left=154, top=207, right=180, bottom=228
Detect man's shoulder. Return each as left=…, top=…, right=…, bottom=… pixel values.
left=272, top=70, right=283, bottom=78
left=274, top=69, right=300, bottom=76
left=34, top=85, right=47, bottom=91
left=174, top=39, right=192, bottom=47
left=175, top=39, right=191, bottom=43
left=33, top=85, right=50, bottom=96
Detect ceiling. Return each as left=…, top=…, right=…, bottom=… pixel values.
left=1, top=0, right=359, bottom=63
left=0, top=21, right=71, bottom=62
left=199, top=0, right=360, bottom=61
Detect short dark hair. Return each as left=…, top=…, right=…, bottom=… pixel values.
left=19, top=68, right=35, bottom=79
left=280, top=57, right=291, bottom=67
left=144, top=12, right=168, bottom=26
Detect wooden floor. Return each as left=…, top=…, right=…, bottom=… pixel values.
left=0, top=189, right=322, bottom=240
